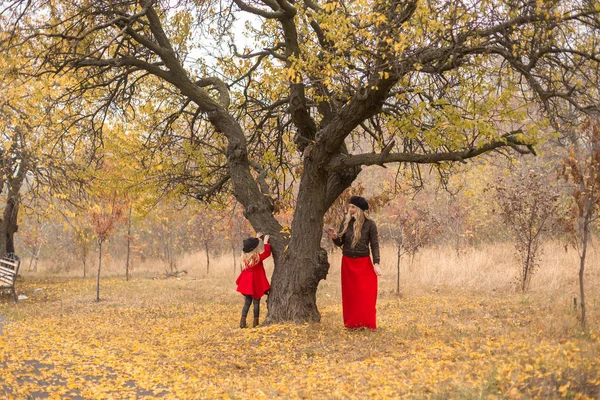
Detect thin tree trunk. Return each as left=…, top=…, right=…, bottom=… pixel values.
left=396, top=244, right=401, bottom=295
left=82, top=235, right=89, bottom=278
left=205, top=241, right=210, bottom=275
left=232, top=241, right=237, bottom=275
left=522, top=238, right=533, bottom=293
left=125, top=206, right=132, bottom=281
left=33, top=243, right=41, bottom=272
left=455, top=234, right=460, bottom=258
left=579, top=210, right=590, bottom=330
left=96, top=241, right=102, bottom=302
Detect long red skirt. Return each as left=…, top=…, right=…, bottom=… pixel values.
left=341, top=255, right=378, bottom=330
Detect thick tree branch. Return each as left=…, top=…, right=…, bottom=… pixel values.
left=196, top=77, right=230, bottom=108
left=232, top=0, right=286, bottom=18
left=73, top=57, right=171, bottom=81
left=193, top=174, right=231, bottom=202
left=326, top=134, right=535, bottom=171
left=248, top=160, right=271, bottom=196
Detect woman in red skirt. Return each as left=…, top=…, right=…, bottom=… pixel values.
left=327, top=196, right=382, bottom=330
left=236, top=233, right=271, bottom=328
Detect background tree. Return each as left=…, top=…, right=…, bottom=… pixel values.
left=490, top=170, right=560, bottom=292
left=4, top=0, right=600, bottom=323
left=187, top=206, right=224, bottom=275
left=89, top=192, right=126, bottom=302
left=559, top=116, right=600, bottom=330
left=381, top=196, right=440, bottom=295
left=74, top=224, right=94, bottom=278
left=16, top=216, right=49, bottom=272
left=124, top=204, right=133, bottom=281
left=0, top=41, right=94, bottom=261
left=222, top=204, right=252, bottom=274
left=0, top=64, right=33, bottom=258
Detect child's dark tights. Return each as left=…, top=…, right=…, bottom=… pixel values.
left=241, top=295, right=260, bottom=317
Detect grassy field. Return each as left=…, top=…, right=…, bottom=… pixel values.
left=0, top=242, right=599, bottom=399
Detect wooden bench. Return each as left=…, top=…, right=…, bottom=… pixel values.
left=0, top=257, right=20, bottom=303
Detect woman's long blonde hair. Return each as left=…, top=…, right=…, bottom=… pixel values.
left=340, top=207, right=367, bottom=248
left=241, top=247, right=261, bottom=269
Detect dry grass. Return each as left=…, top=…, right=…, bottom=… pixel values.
left=1, top=241, right=599, bottom=398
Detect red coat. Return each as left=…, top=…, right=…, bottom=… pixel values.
left=235, top=244, right=271, bottom=299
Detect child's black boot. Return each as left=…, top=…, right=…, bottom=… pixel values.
left=240, top=316, right=248, bottom=328
left=253, top=317, right=259, bottom=328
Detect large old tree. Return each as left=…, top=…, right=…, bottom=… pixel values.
left=3, top=0, right=600, bottom=322
left=0, top=47, right=92, bottom=259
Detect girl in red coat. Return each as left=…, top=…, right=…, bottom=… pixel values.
left=236, top=233, right=271, bottom=328
left=327, top=196, right=382, bottom=330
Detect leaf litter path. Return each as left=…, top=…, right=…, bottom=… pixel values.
left=0, top=277, right=599, bottom=399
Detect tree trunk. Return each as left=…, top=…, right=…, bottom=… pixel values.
left=232, top=241, right=237, bottom=275
left=126, top=205, right=132, bottom=281
left=396, top=244, right=401, bottom=295
left=0, top=220, right=6, bottom=260
left=33, top=242, right=42, bottom=271
left=265, top=151, right=332, bottom=323
left=455, top=234, right=461, bottom=258
left=82, top=240, right=88, bottom=278
left=0, top=158, right=27, bottom=259
left=1, top=193, right=20, bottom=258
left=579, top=205, right=591, bottom=331
left=5, top=202, right=18, bottom=256
left=96, top=240, right=102, bottom=302
left=522, top=238, right=533, bottom=293
left=205, top=241, right=210, bottom=275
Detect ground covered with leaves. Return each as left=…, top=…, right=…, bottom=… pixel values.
left=0, top=276, right=599, bottom=399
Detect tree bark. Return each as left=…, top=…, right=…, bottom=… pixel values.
left=579, top=202, right=591, bottom=330
left=0, top=219, right=7, bottom=260
left=4, top=197, right=18, bottom=255
left=205, top=241, right=210, bottom=275
left=96, top=241, right=102, bottom=302
left=0, top=164, right=26, bottom=258
left=265, top=147, right=335, bottom=323
left=396, top=244, right=402, bottom=295
left=125, top=205, right=132, bottom=281
left=231, top=241, right=237, bottom=275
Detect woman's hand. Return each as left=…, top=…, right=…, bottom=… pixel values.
left=373, top=263, right=382, bottom=276
left=326, top=227, right=338, bottom=239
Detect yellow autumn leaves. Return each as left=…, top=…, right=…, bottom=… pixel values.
left=0, top=276, right=598, bottom=399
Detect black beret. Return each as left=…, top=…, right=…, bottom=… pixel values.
left=243, top=237, right=260, bottom=253
left=349, top=196, right=369, bottom=211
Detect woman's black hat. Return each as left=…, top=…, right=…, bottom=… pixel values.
left=243, top=237, right=260, bottom=253
left=349, top=196, right=369, bottom=211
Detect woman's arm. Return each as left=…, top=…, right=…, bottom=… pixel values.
left=327, top=221, right=345, bottom=247
left=369, top=221, right=382, bottom=276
